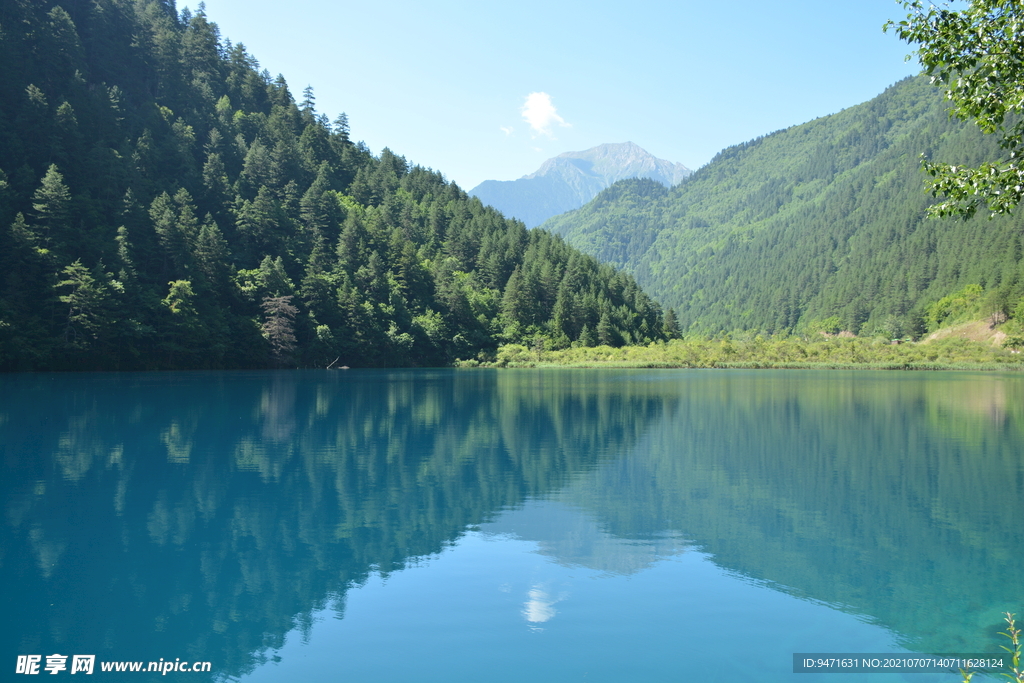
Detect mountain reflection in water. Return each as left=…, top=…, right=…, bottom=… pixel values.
left=1, top=369, right=1022, bottom=681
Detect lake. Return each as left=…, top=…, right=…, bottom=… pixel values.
left=2, top=369, right=1022, bottom=681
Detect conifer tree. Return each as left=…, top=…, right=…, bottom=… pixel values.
left=32, top=165, right=72, bottom=251
left=579, top=324, right=597, bottom=347
left=598, top=311, right=617, bottom=347
left=56, top=260, right=117, bottom=353
left=333, top=113, right=350, bottom=144
left=663, top=308, right=681, bottom=339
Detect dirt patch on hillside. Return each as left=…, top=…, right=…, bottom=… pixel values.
left=923, top=319, right=1007, bottom=346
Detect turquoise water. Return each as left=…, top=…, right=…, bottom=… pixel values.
left=2, top=369, right=1022, bottom=681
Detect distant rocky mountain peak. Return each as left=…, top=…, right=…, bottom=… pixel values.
left=470, top=142, right=690, bottom=228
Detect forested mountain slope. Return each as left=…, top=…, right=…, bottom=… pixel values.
left=0, top=0, right=665, bottom=370
left=544, top=76, right=1024, bottom=336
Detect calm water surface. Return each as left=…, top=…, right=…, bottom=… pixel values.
left=2, top=369, right=1022, bottom=682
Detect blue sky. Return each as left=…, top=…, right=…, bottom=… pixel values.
left=194, top=0, right=923, bottom=190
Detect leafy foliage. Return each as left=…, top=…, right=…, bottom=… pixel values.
left=486, top=336, right=1024, bottom=370
left=0, top=0, right=664, bottom=370
left=924, top=283, right=984, bottom=330
left=886, top=0, right=1024, bottom=218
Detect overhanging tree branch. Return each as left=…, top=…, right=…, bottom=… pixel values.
left=885, top=0, right=1024, bottom=218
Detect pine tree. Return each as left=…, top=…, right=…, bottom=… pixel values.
left=663, top=307, right=681, bottom=339
left=300, top=85, right=316, bottom=114
left=56, top=260, right=115, bottom=350
left=597, top=311, right=618, bottom=347
left=201, top=150, right=232, bottom=219
left=578, top=324, right=597, bottom=347
left=333, top=113, right=350, bottom=144
left=3, top=213, right=52, bottom=315
left=500, top=265, right=530, bottom=328
left=32, top=165, right=72, bottom=251
left=552, top=281, right=581, bottom=340
left=161, top=280, right=207, bottom=367
left=193, top=217, right=231, bottom=291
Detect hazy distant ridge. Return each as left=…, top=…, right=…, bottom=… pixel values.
left=470, top=142, right=690, bottom=227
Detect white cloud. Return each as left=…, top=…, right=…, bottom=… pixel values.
left=522, top=587, right=557, bottom=626
left=500, top=126, right=514, bottom=136
left=521, top=92, right=570, bottom=138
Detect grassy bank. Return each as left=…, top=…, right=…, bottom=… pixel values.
left=461, top=336, right=1024, bottom=370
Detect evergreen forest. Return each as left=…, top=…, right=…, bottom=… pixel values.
left=544, top=76, right=1024, bottom=338
left=0, top=0, right=666, bottom=370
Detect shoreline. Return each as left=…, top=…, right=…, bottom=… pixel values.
left=459, top=338, right=1024, bottom=372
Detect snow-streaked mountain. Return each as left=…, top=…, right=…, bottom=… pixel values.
left=470, top=142, right=690, bottom=228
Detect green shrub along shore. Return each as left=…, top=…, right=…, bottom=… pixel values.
left=462, top=335, right=1024, bottom=370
